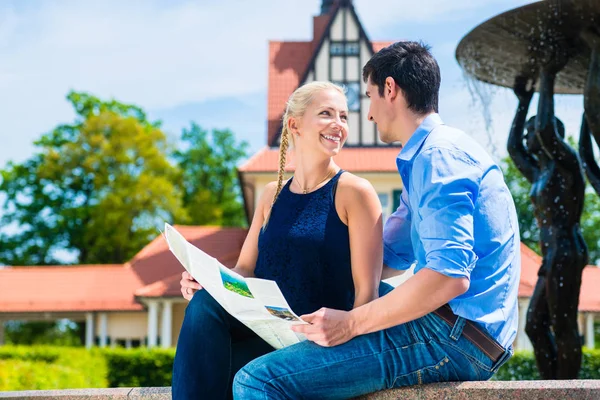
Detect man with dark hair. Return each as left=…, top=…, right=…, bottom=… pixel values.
left=233, top=41, right=519, bottom=399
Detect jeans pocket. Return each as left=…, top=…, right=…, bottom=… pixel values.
left=391, top=356, right=450, bottom=388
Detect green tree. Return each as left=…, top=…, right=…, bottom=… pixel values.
left=0, top=91, right=187, bottom=265
left=501, top=152, right=600, bottom=264
left=173, top=123, right=248, bottom=227
left=501, top=157, right=540, bottom=253
left=4, top=320, right=82, bottom=346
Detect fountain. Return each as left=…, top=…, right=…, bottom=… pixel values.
left=456, top=0, right=600, bottom=380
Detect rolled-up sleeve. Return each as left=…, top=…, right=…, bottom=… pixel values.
left=383, top=189, right=415, bottom=270
left=413, top=147, right=480, bottom=280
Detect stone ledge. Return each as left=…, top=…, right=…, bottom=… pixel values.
left=1, top=381, right=600, bottom=399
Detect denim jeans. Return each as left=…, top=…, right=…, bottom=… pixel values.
left=172, top=289, right=274, bottom=400
left=232, top=283, right=512, bottom=399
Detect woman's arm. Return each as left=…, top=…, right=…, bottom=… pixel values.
left=582, top=28, right=600, bottom=141
left=179, top=181, right=279, bottom=300
left=338, top=174, right=383, bottom=308
left=535, top=55, right=581, bottom=170
left=507, top=76, right=538, bottom=183
left=581, top=29, right=600, bottom=193
left=579, top=115, right=600, bottom=194
left=231, top=181, right=279, bottom=277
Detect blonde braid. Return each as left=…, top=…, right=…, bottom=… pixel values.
left=273, top=124, right=290, bottom=206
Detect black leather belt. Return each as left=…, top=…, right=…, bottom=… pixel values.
left=433, top=305, right=505, bottom=363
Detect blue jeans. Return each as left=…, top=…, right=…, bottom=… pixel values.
left=232, top=284, right=512, bottom=399
left=172, top=289, right=274, bottom=400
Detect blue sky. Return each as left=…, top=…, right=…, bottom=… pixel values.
left=0, top=0, right=587, bottom=168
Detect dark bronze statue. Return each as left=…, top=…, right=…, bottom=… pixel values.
left=579, top=29, right=600, bottom=195
left=456, top=0, right=600, bottom=380
left=508, top=55, right=588, bottom=379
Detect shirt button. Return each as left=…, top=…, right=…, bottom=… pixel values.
left=445, top=358, right=449, bottom=363
left=435, top=365, right=440, bottom=369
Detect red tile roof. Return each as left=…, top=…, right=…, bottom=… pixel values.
left=267, top=41, right=314, bottom=146
left=4, top=233, right=600, bottom=313
left=129, top=225, right=247, bottom=290
left=517, top=242, right=600, bottom=312
left=238, top=146, right=401, bottom=173
left=0, top=226, right=248, bottom=312
left=372, top=41, right=394, bottom=52
left=518, top=242, right=541, bottom=298
left=0, top=265, right=143, bottom=312
left=134, top=273, right=182, bottom=298
left=580, top=267, right=600, bottom=312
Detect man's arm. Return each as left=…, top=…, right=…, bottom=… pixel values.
left=381, top=264, right=405, bottom=279
left=351, top=268, right=468, bottom=335
left=382, top=188, right=415, bottom=272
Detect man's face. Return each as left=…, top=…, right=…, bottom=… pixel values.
left=366, top=77, right=394, bottom=144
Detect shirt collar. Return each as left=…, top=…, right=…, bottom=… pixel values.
left=397, top=113, right=444, bottom=162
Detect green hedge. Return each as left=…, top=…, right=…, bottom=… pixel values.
left=0, top=346, right=175, bottom=390
left=102, top=348, right=175, bottom=387
left=0, top=346, right=107, bottom=390
left=3, top=345, right=600, bottom=391
left=0, top=346, right=60, bottom=363
left=494, top=348, right=600, bottom=380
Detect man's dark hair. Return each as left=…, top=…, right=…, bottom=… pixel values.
left=363, top=41, right=440, bottom=114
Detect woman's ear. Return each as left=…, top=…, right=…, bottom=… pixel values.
left=288, top=117, right=300, bottom=136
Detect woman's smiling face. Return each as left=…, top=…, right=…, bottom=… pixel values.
left=292, top=88, right=349, bottom=157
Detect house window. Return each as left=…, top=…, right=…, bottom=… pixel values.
left=333, top=81, right=360, bottom=111
left=378, top=192, right=390, bottom=221
left=330, top=41, right=360, bottom=56
left=392, top=189, right=403, bottom=212
left=331, top=43, right=345, bottom=56
left=346, top=82, right=360, bottom=111
left=344, top=42, right=359, bottom=55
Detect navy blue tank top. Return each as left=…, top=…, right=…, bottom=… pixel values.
left=254, top=170, right=354, bottom=316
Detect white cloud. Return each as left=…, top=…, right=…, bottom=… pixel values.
left=0, top=0, right=323, bottom=165
left=354, top=0, right=537, bottom=27
left=0, top=0, right=541, bottom=112
left=0, top=0, right=571, bottom=168
left=0, top=0, right=321, bottom=110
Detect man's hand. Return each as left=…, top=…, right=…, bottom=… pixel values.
left=291, top=308, right=357, bottom=347
left=180, top=271, right=202, bottom=301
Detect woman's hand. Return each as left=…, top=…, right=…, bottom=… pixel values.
left=180, top=271, right=203, bottom=301
left=513, top=76, right=535, bottom=103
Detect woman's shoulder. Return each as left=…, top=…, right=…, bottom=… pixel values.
left=336, top=172, right=378, bottom=201
left=334, top=172, right=381, bottom=222
left=338, top=171, right=376, bottom=192
left=263, top=180, right=279, bottom=195
left=260, top=179, right=292, bottom=204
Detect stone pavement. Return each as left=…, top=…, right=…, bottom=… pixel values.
left=1, top=381, right=600, bottom=399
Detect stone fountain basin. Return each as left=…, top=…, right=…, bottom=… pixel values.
left=456, top=0, right=600, bottom=94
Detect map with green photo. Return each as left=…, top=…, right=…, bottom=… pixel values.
left=265, top=306, right=300, bottom=321
left=219, top=266, right=254, bottom=298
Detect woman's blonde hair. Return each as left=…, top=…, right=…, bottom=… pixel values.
left=271, top=81, right=346, bottom=207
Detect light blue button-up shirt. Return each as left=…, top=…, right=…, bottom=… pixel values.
left=383, top=113, right=520, bottom=349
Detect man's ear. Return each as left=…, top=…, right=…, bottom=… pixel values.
left=385, top=77, right=398, bottom=101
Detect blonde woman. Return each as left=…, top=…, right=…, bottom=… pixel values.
left=172, top=82, right=384, bottom=400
